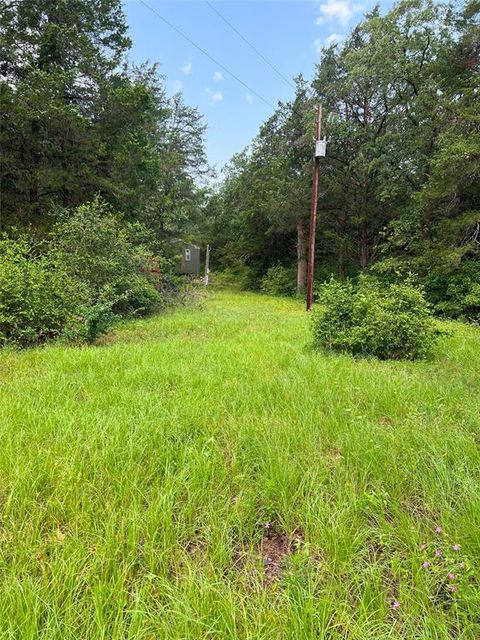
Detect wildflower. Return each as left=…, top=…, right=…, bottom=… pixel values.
left=264, top=522, right=272, bottom=529
left=420, top=543, right=427, bottom=551
left=447, top=572, right=456, bottom=580
left=448, top=585, right=458, bottom=593
left=422, top=561, right=430, bottom=568
left=452, top=544, right=460, bottom=551
left=435, top=549, right=442, bottom=557
left=459, top=562, right=466, bottom=569
left=391, top=600, right=400, bottom=609
left=435, top=527, right=442, bottom=534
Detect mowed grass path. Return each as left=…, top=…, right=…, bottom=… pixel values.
left=0, top=291, right=479, bottom=639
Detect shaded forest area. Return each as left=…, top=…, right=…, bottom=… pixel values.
left=206, top=0, right=479, bottom=321
left=0, top=0, right=209, bottom=345
left=1, top=0, right=208, bottom=236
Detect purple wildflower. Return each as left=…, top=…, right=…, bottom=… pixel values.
left=264, top=522, right=272, bottom=529
left=420, top=543, right=427, bottom=551
left=435, top=549, right=442, bottom=557
left=435, top=527, right=442, bottom=534
left=452, top=544, right=461, bottom=551
left=391, top=600, right=400, bottom=609
left=422, top=561, right=430, bottom=569
left=448, top=585, right=458, bottom=593
left=447, top=572, right=456, bottom=580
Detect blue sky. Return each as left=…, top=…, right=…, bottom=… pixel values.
left=124, top=0, right=394, bottom=172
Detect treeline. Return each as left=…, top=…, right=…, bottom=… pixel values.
left=0, top=0, right=208, bottom=345
left=206, top=0, right=479, bottom=321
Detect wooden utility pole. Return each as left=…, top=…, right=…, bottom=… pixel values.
left=306, top=105, right=323, bottom=311
left=204, top=244, right=210, bottom=286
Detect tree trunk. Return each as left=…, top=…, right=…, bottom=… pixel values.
left=359, top=219, right=368, bottom=269
left=359, top=170, right=370, bottom=269
left=337, top=210, right=347, bottom=280
left=296, top=219, right=307, bottom=292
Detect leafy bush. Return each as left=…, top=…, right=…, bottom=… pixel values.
left=0, top=198, right=174, bottom=348
left=0, top=237, right=88, bottom=347
left=54, top=198, right=162, bottom=316
left=211, top=262, right=261, bottom=291
left=260, top=264, right=296, bottom=297
left=79, top=303, right=119, bottom=344
left=369, top=254, right=480, bottom=323
left=423, top=258, right=480, bottom=323
left=312, top=277, right=442, bottom=360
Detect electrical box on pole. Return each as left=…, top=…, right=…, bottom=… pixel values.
left=315, top=139, right=327, bottom=158
left=306, top=105, right=323, bottom=312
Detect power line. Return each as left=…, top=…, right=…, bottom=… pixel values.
left=138, top=0, right=276, bottom=110
left=205, top=1, right=296, bottom=91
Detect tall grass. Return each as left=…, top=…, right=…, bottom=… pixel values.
left=0, top=291, right=479, bottom=638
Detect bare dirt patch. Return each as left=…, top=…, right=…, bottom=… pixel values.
left=234, top=528, right=305, bottom=587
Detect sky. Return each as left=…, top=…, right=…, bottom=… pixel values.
left=124, top=0, right=394, bottom=173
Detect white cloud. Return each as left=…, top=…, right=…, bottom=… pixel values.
left=318, top=0, right=354, bottom=24
left=172, top=80, right=183, bottom=93
left=205, top=88, right=223, bottom=105
left=181, top=61, right=192, bottom=75
left=245, top=93, right=253, bottom=104
left=326, top=32, right=345, bottom=45
left=314, top=32, right=345, bottom=54
left=213, top=71, right=223, bottom=82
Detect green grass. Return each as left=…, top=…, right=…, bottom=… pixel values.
left=0, top=290, right=479, bottom=639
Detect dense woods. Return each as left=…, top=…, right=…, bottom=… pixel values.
left=207, top=0, right=479, bottom=321
left=0, top=0, right=208, bottom=235
left=0, top=0, right=208, bottom=345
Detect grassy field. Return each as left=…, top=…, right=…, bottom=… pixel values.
left=1, top=290, right=479, bottom=639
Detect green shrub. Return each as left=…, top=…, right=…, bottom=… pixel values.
left=423, top=258, right=480, bottom=323
left=0, top=237, right=88, bottom=347
left=312, top=277, right=442, bottom=360
left=54, top=198, right=162, bottom=316
left=369, top=255, right=480, bottom=323
left=210, top=262, right=261, bottom=291
left=79, top=303, right=119, bottom=344
left=260, top=264, right=296, bottom=297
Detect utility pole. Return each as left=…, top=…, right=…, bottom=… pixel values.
left=306, top=105, right=323, bottom=311
left=205, top=244, right=210, bottom=286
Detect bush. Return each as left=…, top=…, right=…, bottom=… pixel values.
left=260, top=264, right=296, bottom=297
left=78, top=303, right=119, bottom=344
left=312, top=277, right=442, bottom=360
left=369, top=254, right=480, bottom=323
left=54, top=197, right=162, bottom=316
left=423, top=258, right=480, bottom=323
left=0, top=237, right=88, bottom=347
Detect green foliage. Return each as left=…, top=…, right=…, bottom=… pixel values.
left=0, top=237, right=87, bottom=347
left=79, top=303, right=119, bottom=344
left=369, top=255, right=480, bottom=323
left=0, top=1, right=207, bottom=239
left=206, top=0, right=479, bottom=320
left=54, top=198, right=162, bottom=316
left=0, top=197, right=180, bottom=348
left=260, top=264, right=296, bottom=297
left=312, top=277, right=441, bottom=360
left=424, top=259, right=480, bottom=323
left=211, top=262, right=261, bottom=291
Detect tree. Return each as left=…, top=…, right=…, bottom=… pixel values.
left=0, top=0, right=209, bottom=243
